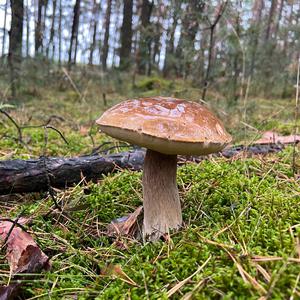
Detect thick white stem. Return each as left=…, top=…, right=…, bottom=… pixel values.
left=142, top=149, right=182, bottom=240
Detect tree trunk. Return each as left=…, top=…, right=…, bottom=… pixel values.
left=58, top=0, right=62, bottom=65
left=136, top=0, right=153, bottom=74
left=249, top=0, right=264, bottom=77
left=175, top=0, right=202, bottom=79
left=8, top=0, right=24, bottom=98
left=282, top=2, right=293, bottom=97
left=35, top=0, right=44, bottom=55
left=264, top=0, right=278, bottom=43
left=163, top=11, right=178, bottom=77
left=202, top=1, right=227, bottom=100
left=68, top=0, right=81, bottom=67
left=1, top=0, right=8, bottom=60
left=152, top=3, right=164, bottom=69
left=26, top=0, right=30, bottom=57
left=273, top=0, right=283, bottom=41
left=101, top=0, right=112, bottom=71
left=230, top=6, right=241, bottom=105
left=263, top=0, right=279, bottom=96
left=88, top=0, right=100, bottom=65
left=112, top=5, right=122, bottom=68
left=46, top=0, right=57, bottom=59
left=119, top=0, right=133, bottom=70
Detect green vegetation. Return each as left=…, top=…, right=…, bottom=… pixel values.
left=0, top=73, right=299, bottom=299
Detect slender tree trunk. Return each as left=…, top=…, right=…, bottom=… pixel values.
left=46, top=0, right=57, bottom=59
left=1, top=0, right=8, bottom=60
left=119, top=0, right=133, bottom=70
left=58, top=0, right=62, bottom=65
left=231, top=7, right=241, bottom=105
left=41, top=0, right=48, bottom=54
left=264, top=0, right=278, bottom=96
left=88, top=0, right=100, bottom=65
left=8, top=0, right=24, bottom=98
left=249, top=0, right=264, bottom=77
left=163, top=1, right=180, bottom=77
left=136, top=0, right=153, bottom=74
left=152, top=4, right=164, bottom=69
left=26, top=0, right=30, bottom=57
left=175, top=0, right=202, bottom=79
left=68, top=0, right=81, bottom=67
left=101, top=0, right=112, bottom=71
left=111, top=5, right=121, bottom=68
left=202, top=28, right=214, bottom=100
left=35, top=0, right=44, bottom=55
left=202, top=1, right=227, bottom=100
left=197, top=29, right=208, bottom=81
left=273, top=0, right=283, bottom=41
left=264, top=0, right=278, bottom=43
left=282, top=2, right=294, bottom=98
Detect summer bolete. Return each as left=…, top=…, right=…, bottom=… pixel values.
left=96, top=97, right=232, bottom=240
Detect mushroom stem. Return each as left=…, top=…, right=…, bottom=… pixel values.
left=142, top=149, right=182, bottom=240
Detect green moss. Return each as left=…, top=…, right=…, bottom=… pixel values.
left=0, top=153, right=298, bottom=299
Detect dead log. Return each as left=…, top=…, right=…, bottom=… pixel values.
left=0, top=151, right=145, bottom=195
left=0, top=143, right=286, bottom=195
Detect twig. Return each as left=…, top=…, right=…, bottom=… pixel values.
left=202, top=1, right=228, bottom=100
left=62, top=67, right=85, bottom=103
left=0, top=108, right=23, bottom=142
left=0, top=213, right=25, bottom=250
left=45, top=125, right=69, bottom=145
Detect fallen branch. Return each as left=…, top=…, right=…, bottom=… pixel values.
left=0, top=151, right=145, bottom=195
left=0, top=143, right=293, bottom=195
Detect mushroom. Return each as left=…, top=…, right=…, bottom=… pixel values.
left=96, top=97, right=232, bottom=240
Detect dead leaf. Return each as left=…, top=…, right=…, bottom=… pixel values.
left=254, top=131, right=300, bottom=145
left=100, top=264, right=138, bottom=286
left=0, top=220, right=50, bottom=274
left=107, top=206, right=143, bottom=237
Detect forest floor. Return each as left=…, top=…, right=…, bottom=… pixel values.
left=0, top=68, right=299, bottom=299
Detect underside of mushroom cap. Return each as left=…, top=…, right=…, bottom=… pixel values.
left=96, top=97, right=232, bottom=155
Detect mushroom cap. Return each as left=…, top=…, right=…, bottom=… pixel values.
left=96, top=97, right=232, bottom=155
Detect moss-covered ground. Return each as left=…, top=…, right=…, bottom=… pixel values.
left=0, top=68, right=299, bottom=299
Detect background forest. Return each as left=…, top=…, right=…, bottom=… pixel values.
left=1, top=0, right=300, bottom=101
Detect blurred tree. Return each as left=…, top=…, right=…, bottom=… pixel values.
left=68, top=0, right=81, bottom=67
left=120, top=0, right=133, bottom=70
left=101, top=0, right=112, bottom=71
left=202, top=1, right=228, bottom=100
left=89, top=0, right=101, bottom=66
left=1, top=0, right=8, bottom=61
left=136, top=0, right=153, bottom=75
left=35, top=0, right=47, bottom=55
left=176, top=0, right=204, bottom=79
left=248, top=0, right=264, bottom=77
left=163, top=0, right=180, bottom=77
left=46, top=0, right=57, bottom=59
left=8, top=0, right=24, bottom=97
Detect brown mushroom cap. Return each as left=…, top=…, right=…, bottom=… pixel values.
left=96, top=96, right=232, bottom=155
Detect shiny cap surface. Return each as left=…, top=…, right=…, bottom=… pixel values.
left=96, top=97, right=232, bottom=155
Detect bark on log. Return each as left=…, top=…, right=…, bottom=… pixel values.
left=0, top=143, right=285, bottom=195
left=0, top=151, right=145, bottom=195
